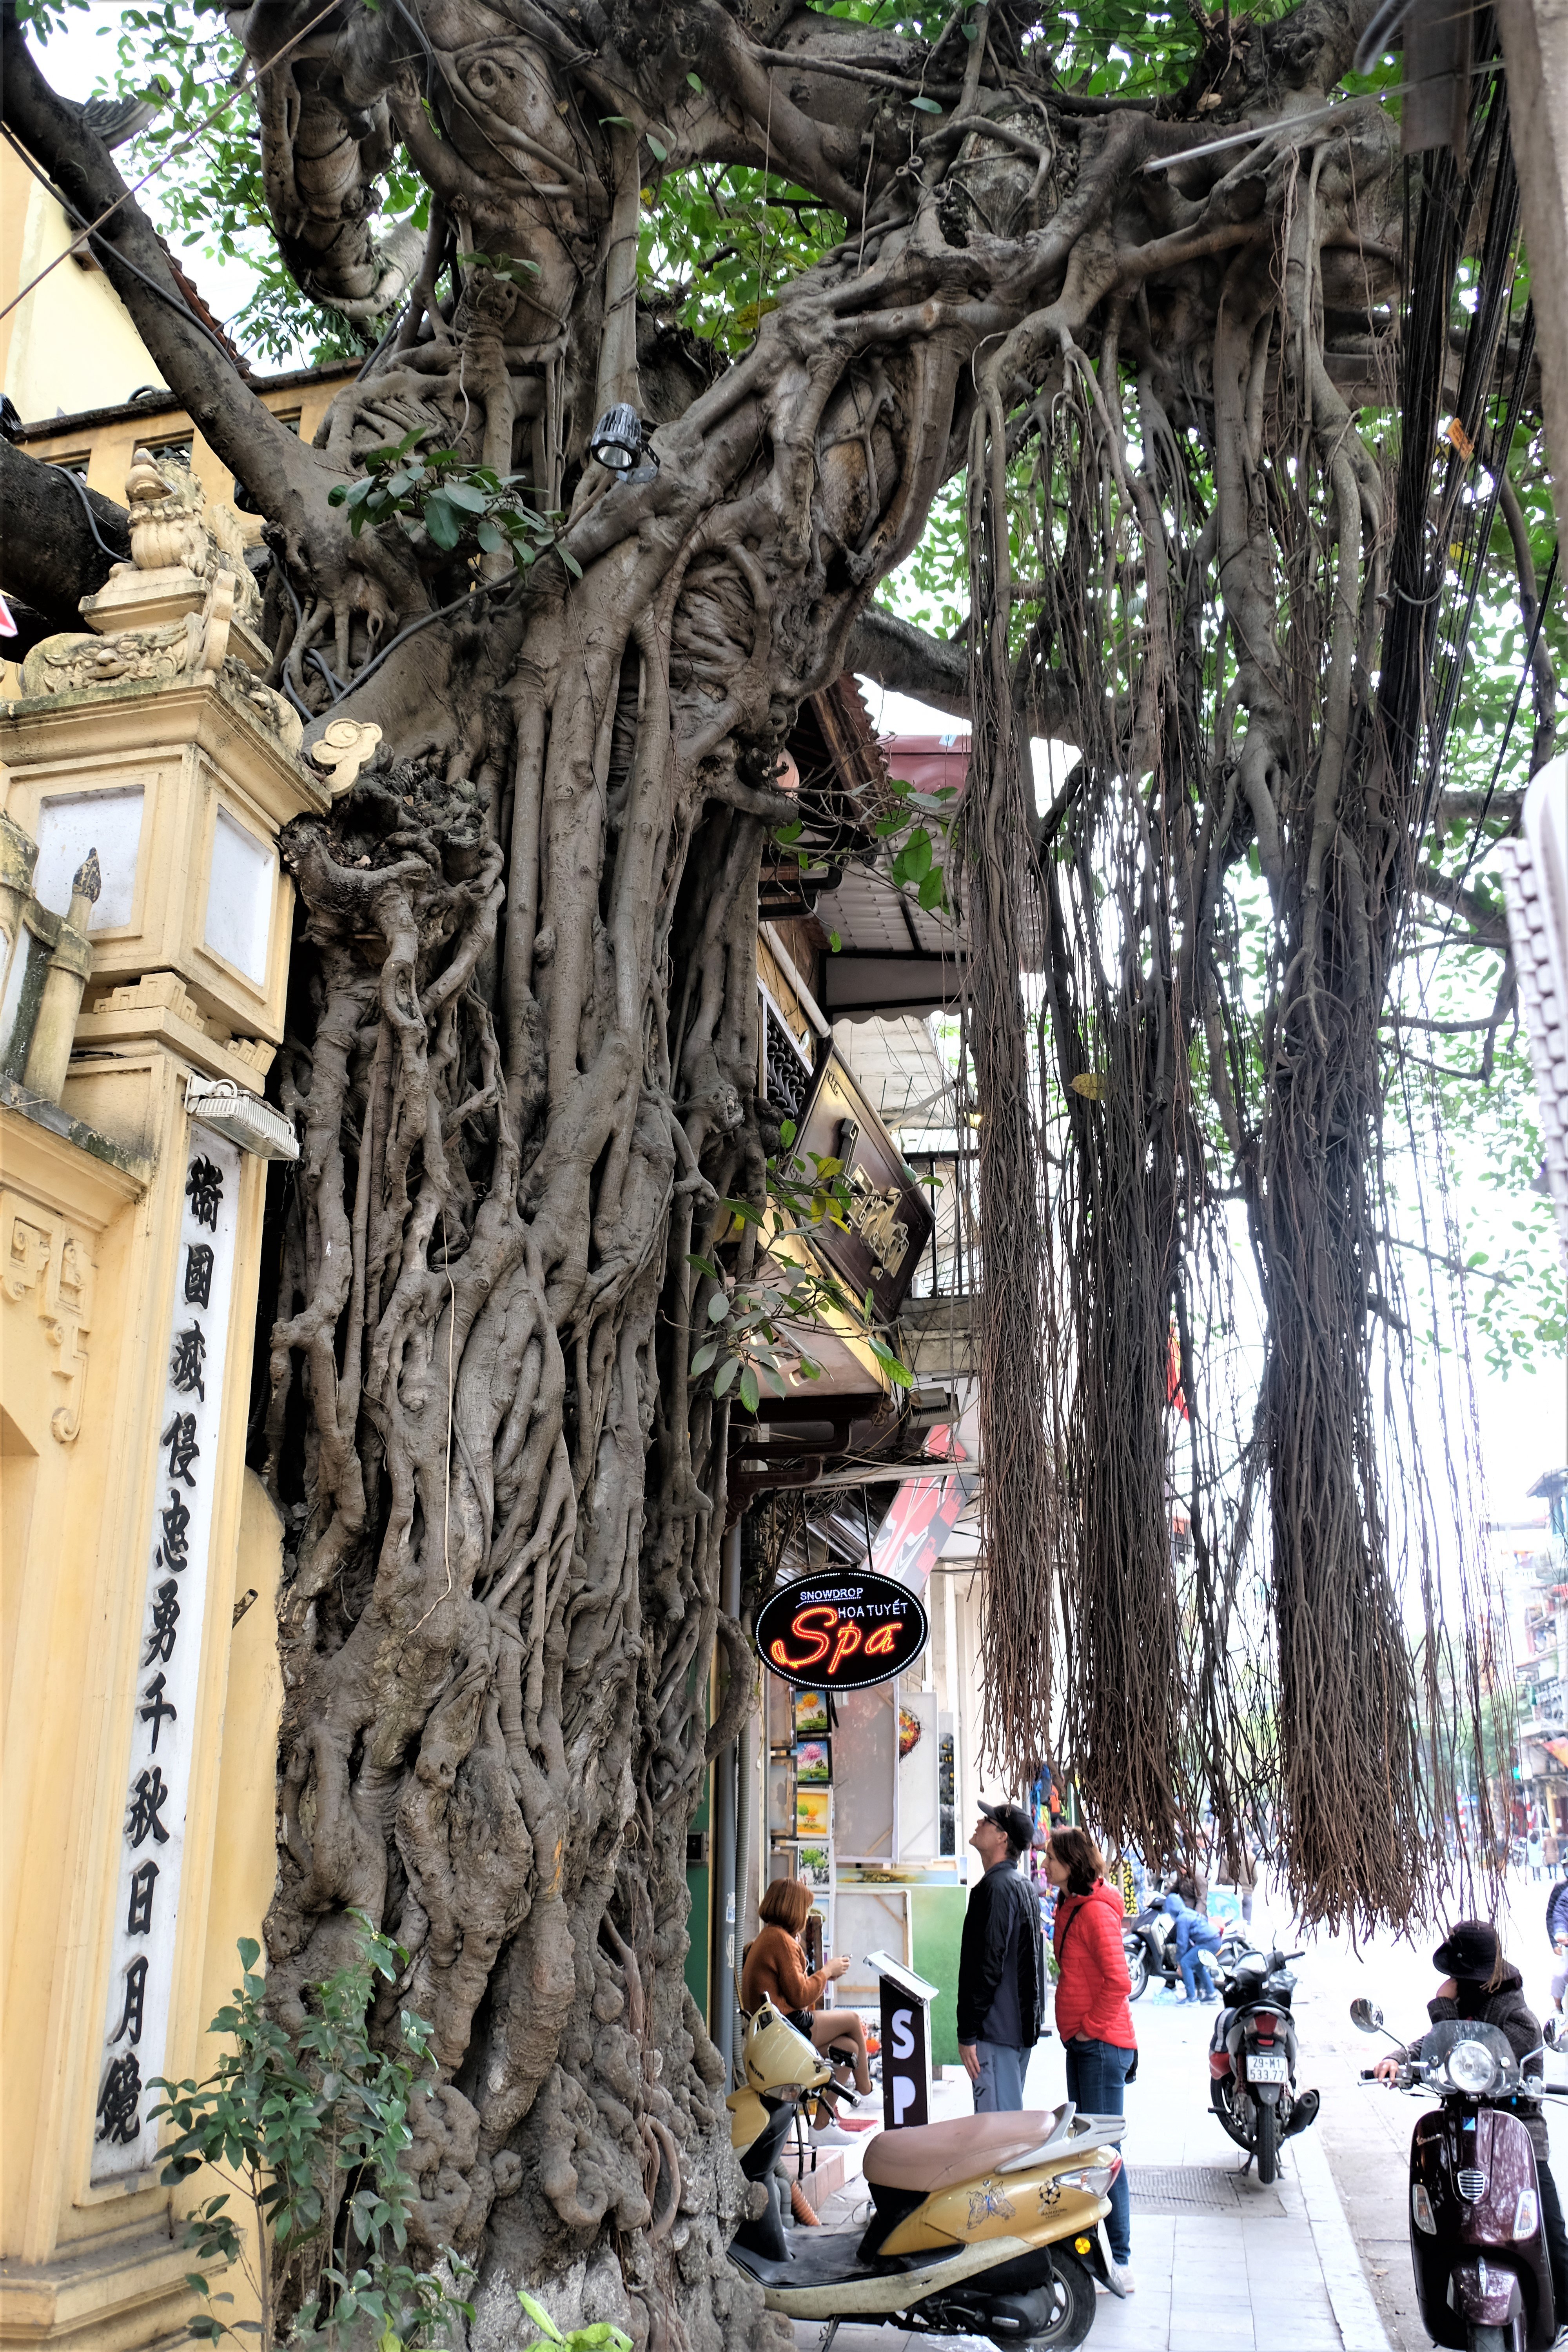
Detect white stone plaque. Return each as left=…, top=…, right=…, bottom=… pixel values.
left=203, top=807, right=273, bottom=984
left=91, top=1129, right=241, bottom=2183
left=34, top=788, right=144, bottom=929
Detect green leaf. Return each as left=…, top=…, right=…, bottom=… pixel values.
left=690, top=1342, right=719, bottom=1373
left=558, top=546, right=583, bottom=578
left=646, top=134, right=669, bottom=162
left=443, top=480, right=489, bottom=512
left=779, top=1118, right=797, bottom=1146
left=518, top=2292, right=566, bottom=2339
left=911, top=94, right=943, bottom=111
left=917, top=867, right=946, bottom=911
left=738, top=1366, right=759, bottom=1414
left=687, top=72, right=703, bottom=91
left=423, top=493, right=461, bottom=550
left=477, top=519, right=505, bottom=554
left=828, top=930, right=842, bottom=953
left=707, top=1291, right=730, bottom=1321
left=713, top=1356, right=738, bottom=1397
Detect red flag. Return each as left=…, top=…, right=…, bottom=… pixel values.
left=1167, top=1325, right=1189, bottom=1420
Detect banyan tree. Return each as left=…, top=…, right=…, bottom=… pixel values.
left=0, top=0, right=1554, bottom=2335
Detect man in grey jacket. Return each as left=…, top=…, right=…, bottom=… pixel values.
left=956, top=1801, right=1047, bottom=2111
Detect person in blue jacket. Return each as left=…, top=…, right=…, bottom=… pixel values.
left=1161, top=1892, right=1220, bottom=2004
left=1547, top=1875, right=1568, bottom=2009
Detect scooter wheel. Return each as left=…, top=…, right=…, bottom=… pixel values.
left=1255, top=2101, right=1278, bottom=2187
left=1008, top=2251, right=1097, bottom=2350
left=1465, top=2329, right=1510, bottom=2351
left=1126, top=1951, right=1149, bottom=2002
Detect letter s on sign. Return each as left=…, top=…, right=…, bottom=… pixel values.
left=771, top=1605, right=836, bottom=1672
left=892, top=2007, right=915, bottom=2060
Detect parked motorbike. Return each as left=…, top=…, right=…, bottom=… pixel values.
left=1353, top=1994, right=1564, bottom=2350
left=1207, top=1943, right=1319, bottom=2184
left=726, top=2002, right=1127, bottom=2350
left=1123, top=1905, right=1248, bottom=2002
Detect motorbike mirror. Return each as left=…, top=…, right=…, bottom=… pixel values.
left=1350, top=1997, right=1385, bottom=2033
left=1545, top=2018, right=1564, bottom=2052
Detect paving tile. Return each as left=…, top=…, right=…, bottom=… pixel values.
left=782, top=1993, right=1390, bottom=2352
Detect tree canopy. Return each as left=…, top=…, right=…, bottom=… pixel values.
left=2, top=0, right=1562, bottom=2336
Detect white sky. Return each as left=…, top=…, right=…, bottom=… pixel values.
left=31, top=11, right=273, bottom=339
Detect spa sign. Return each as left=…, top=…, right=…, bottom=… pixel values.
left=755, top=1570, right=929, bottom=1692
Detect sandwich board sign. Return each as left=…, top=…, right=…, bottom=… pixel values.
left=866, top=1948, right=940, bottom=2130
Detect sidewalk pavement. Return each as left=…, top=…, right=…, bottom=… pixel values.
left=787, top=1972, right=1392, bottom=2352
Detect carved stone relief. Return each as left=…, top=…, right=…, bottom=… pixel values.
left=2, top=1192, right=95, bottom=1441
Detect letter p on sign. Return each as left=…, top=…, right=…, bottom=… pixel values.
left=893, top=2076, right=918, bottom=2124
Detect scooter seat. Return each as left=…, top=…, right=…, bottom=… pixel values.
left=863, top=2108, right=1063, bottom=2194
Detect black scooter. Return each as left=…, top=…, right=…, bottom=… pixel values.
left=1208, top=1944, right=1319, bottom=2184
left=1354, top=1995, right=1563, bottom=2350
left=1123, top=1905, right=1249, bottom=2001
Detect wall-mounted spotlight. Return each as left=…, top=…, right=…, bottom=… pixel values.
left=589, top=403, right=651, bottom=475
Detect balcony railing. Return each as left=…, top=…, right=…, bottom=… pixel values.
left=903, top=1146, right=981, bottom=1301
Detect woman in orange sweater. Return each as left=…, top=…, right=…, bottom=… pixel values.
left=740, top=1877, right=873, bottom=2094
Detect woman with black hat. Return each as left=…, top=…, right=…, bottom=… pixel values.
left=1374, top=1919, right=1568, bottom=2323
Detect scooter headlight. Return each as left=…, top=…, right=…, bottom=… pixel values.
left=1446, top=2039, right=1500, bottom=2095
left=1515, top=2188, right=1540, bottom=2240
left=1412, top=2184, right=1437, bottom=2235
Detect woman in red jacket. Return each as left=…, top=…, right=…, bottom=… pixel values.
left=1045, top=1825, right=1137, bottom=2292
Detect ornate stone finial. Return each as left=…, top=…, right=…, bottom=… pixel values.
left=124, top=445, right=206, bottom=576
left=309, top=719, right=385, bottom=796
left=72, top=848, right=102, bottom=906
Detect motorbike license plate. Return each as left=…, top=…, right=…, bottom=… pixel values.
left=1247, top=2053, right=1288, bottom=2082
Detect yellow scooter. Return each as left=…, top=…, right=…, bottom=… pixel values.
left=725, top=2003, right=1127, bottom=2349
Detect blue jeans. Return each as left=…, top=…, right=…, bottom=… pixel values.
left=1063, top=2037, right=1132, bottom=2263
left=969, top=2041, right=1027, bottom=2112
left=1176, top=1926, right=1220, bottom=1998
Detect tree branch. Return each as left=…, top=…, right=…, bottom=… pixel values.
left=846, top=606, right=971, bottom=719
left=704, top=1612, right=757, bottom=1761
left=0, top=7, right=331, bottom=538
left=0, top=439, right=127, bottom=626
left=1412, top=863, right=1511, bottom=949
left=1433, top=787, right=1524, bottom=830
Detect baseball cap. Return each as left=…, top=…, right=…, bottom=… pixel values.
left=978, top=1800, right=1037, bottom=1851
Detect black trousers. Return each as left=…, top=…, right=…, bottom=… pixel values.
left=1539, top=2154, right=1568, bottom=2321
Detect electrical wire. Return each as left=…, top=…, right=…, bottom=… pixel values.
left=54, top=457, right=130, bottom=565
left=0, top=0, right=345, bottom=329
left=0, top=122, right=242, bottom=368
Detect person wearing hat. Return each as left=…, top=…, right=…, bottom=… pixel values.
left=956, top=1801, right=1048, bottom=2116
left=1374, top=1919, right=1568, bottom=2325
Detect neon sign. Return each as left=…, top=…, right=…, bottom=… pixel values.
left=754, top=1571, right=929, bottom=1691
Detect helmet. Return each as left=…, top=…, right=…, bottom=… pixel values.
left=742, top=2002, right=833, bottom=2094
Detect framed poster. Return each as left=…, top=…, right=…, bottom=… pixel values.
left=795, top=1785, right=832, bottom=1842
